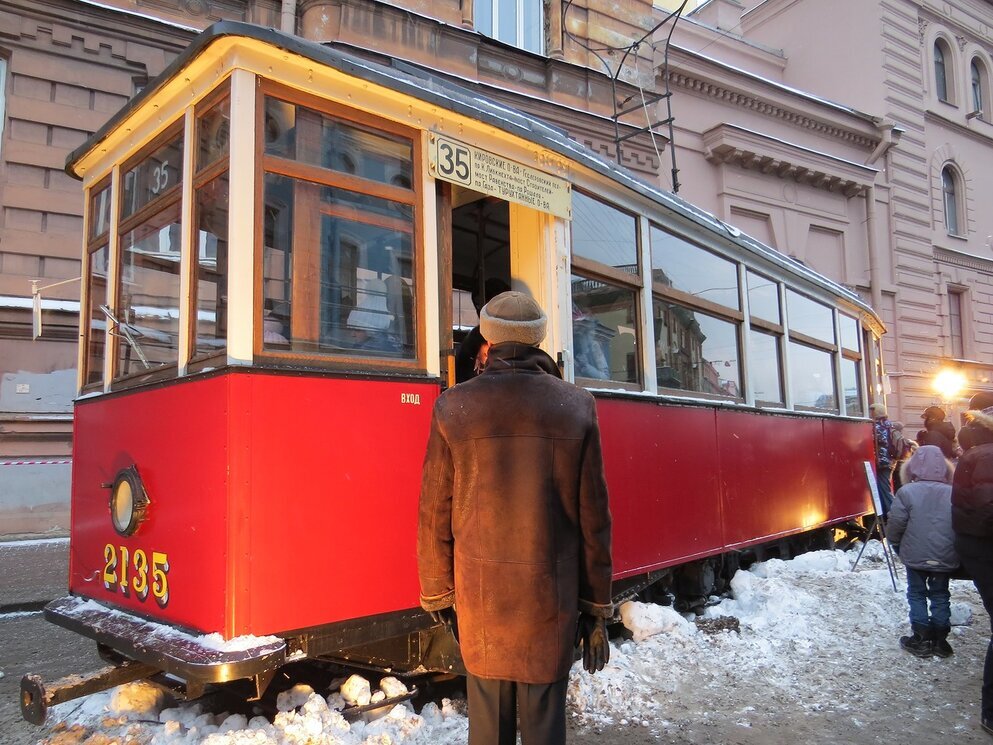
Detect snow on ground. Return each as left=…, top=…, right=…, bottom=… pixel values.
left=39, top=542, right=989, bottom=744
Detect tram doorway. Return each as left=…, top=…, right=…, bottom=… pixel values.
left=450, top=192, right=512, bottom=383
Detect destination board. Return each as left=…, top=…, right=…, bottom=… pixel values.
left=429, top=135, right=572, bottom=220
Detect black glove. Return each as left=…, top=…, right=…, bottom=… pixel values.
left=575, top=612, right=610, bottom=674
left=429, top=606, right=459, bottom=641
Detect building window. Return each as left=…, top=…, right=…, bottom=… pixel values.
left=949, top=289, right=964, bottom=359
left=934, top=40, right=951, bottom=103
left=972, top=58, right=987, bottom=116
left=0, top=57, right=7, bottom=155
left=941, top=165, right=961, bottom=236
left=475, top=0, right=544, bottom=55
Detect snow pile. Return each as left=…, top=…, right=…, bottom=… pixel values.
left=41, top=542, right=988, bottom=743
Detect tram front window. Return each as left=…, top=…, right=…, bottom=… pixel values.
left=260, top=95, right=417, bottom=362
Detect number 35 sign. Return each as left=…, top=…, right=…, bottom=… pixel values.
left=429, top=135, right=572, bottom=220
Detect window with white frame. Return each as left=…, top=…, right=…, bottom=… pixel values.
left=949, top=289, right=965, bottom=359
left=934, top=39, right=952, bottom=103
left=474, top=0, right=544, bottom=55
left=971, top=58, right=988, bottom=117
left=941, top=165, right=962, bottom=236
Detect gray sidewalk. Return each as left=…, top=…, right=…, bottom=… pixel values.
left=0, top=538, right=69, bottom=610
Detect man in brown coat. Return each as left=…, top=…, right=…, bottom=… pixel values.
left=418, top=290, right=613, bottom=745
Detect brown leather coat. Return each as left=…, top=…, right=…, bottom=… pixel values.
left=418, top=343, right=613, bottom=683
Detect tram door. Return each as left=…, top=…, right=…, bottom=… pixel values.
left=449, top=191, right=512, bottom=383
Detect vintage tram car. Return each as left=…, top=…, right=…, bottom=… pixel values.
left=21, top=22, right=884, bottom=724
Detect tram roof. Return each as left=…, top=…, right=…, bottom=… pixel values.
left=66, top=21, right=881, bottom=328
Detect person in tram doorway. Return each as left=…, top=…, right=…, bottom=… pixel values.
left=886, top=445, right=958, bottom=659
left=418, top=290, right=614, bottom=745
left=952, top=391, right=993, bottom=736
left=870, top=403, right=898, bottom=517
left=917, top=405, right=959, bottom=459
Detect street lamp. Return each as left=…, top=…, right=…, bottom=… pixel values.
left=933, top=368, right=966, bottom=401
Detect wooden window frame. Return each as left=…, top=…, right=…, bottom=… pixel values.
left=254, top=81, right=426, bottom=373
left=81, top=174, right=112, bottom=393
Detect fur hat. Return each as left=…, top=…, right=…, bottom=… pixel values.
left=921, top=405, right=946, bottom=421
left=869, top=403, right=887, bottom=418
left=969, top=392, right=993, bottom=411
left=480, top=291, right=547, bottom=346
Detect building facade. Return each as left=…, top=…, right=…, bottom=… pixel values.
left=1, top=0, right=991, bottom=535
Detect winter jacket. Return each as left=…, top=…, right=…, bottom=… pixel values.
left=952, top=406, right=993, bottom=537
left=873, top=417, right=897, bottom=468
left=916, top=421, right=957, bottom=459
left=417, top=342, right=613, bottom=683
left=888, top=445, right=958, bottom=571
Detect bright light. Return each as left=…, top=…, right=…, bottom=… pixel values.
left=933, top=368, right=966, bottom=400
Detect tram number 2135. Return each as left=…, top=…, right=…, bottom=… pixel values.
left=103, top=544, right=170, bottom=606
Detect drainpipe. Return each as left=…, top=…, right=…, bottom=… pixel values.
left=281, top=0, right=297, bottom=34
left=863, top=185, right=883, bottom=313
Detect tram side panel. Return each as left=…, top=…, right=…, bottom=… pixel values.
left=822, top=418, right=875, bottom=520
left=234, top=373, right=438, bottom=637
left=70, top=377, right=232, bottom=634
left=596, top=399, right=725, bottom=578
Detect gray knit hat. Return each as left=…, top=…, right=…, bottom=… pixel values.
left=479, top=291, right=547, bottom=346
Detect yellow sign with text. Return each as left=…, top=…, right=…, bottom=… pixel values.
left=430, top=135, right=572, bottom=220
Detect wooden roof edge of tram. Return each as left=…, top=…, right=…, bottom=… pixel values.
left=64, top=20, right=884, bottom=331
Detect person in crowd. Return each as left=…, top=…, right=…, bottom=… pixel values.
left=917, top=405, right=958, bottom=459
left=870, top=403, right=898, bottom=516
left=418, top=290, right=613, bottom=745
left=953, top=392, right=993, bottom=736
left=454, top=278, right=511, bottom=383
left=891, top=421, right=915, bottom=493
left=887, top=445, right=958, bottom=658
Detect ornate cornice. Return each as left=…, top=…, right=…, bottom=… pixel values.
left=668, top=71, right=879, bottom=149
left=934, top=245, right=993, bottom=274
left=701, top=123, right=878, bottom=197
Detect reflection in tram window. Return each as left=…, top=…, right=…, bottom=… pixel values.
left=197, top=97, right=230, bottom=171
left=193, top=175, right=229, bottom=357
left=650, top=227, right=740, bottom=310
left=84, top=245, right=108, bottom=386
left=786, top=289, right=834, bottom=343
left=653, top=298, right=741, bottom=398
left=841, top=358, right=864, bottom=417
left=788, top=341, right=836, bottom=411
left=839, top=313, right=860, bottom=352
left=572, top=192, right=638, bottom=275
left=116, top=204, right=182, bottom=377
left=121, top=131, right=183, bottom=220
left=746, top=270, right=780, bottom=324
left=261, top=175, right=415, bottom=358
left=89, top=183, right=112, bottom=241
left=571, top=275, right=639, bottom=385
left=748, top=328, right=784, bottom=406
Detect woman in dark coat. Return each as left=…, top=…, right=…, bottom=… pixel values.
left=953, top=393, right=993, bottom=735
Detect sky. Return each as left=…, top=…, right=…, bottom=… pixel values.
left=39, top=542, right=989, bottom=744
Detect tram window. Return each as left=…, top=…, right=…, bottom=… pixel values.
left=572, top=191, right=638, bottom=275
left=650, top=227, right=740, bottom=311
left=746, top=271, right=780, bottom=325
left=83, top=244, right=108, bottom=387
left=116, top=203, right=182, bottom=377
left=839, top=313, right=860, bottom=352
left=841, top=357, right=864, bottom=417
left=192, top=175, right=229, bottom=357
left=197, top=97, right=230, bottom=172
left=120, top=130, right=183, bottom=221
left=571, top=275, right=640, bottom=386
left=786, top=290, right=834, bottom=344
left=653, top=298, right=741, bottom=398
left=788, top=341, right=836, bottom=411
left=89, top=182, right=112, bottom=242
left=748, top=328, right=784, bottom=406
left=263, top=98, right=413, bottom=188
left=261, top=174, right=416, bottom=359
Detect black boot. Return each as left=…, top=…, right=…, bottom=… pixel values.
left=899, top=624, right=934, bottom=658
left=932, top=626, right=954, bottom=658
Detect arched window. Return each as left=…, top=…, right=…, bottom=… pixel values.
left=972, top=58, right=987, bottom=116
left=941, top=166, right=961, bottom=235
left=934, top=40, right=950, bottom=102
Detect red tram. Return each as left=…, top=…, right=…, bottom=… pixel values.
left=21, top=22, right=884, bottom=723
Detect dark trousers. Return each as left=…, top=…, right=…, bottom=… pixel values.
left=956, top=533, right=993, bottom=721
left=466, top=674, right=568, bottom=745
